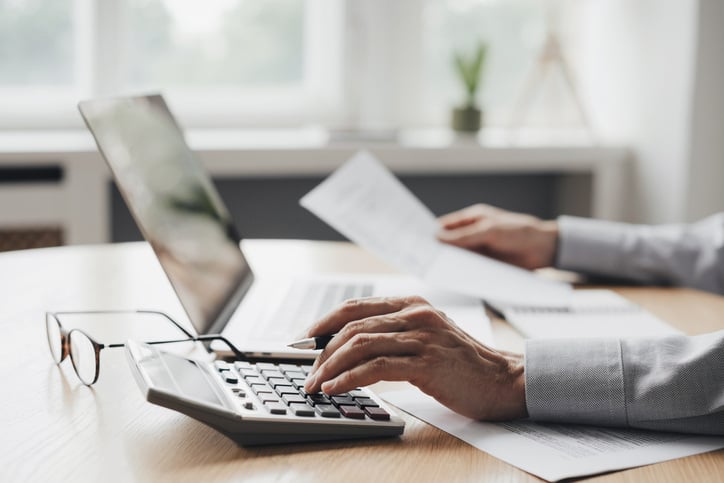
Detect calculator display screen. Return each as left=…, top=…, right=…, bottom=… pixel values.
left=143, top=350, right=224, bottom=408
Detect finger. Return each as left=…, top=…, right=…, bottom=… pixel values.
left=305, top=295, right=424, bottom=338
left=318, top=356, right=421, bottom=395
left=310, top=312, right=412, bottom=373
left=311, top=304, right=451, bottom=374
left=437, top=221, right=495, bottom=248
left=438, top=203, right=498, bottom=229
left=306, top=332, right=424, bottom=393
left=437, top=205, right=482, bottom=229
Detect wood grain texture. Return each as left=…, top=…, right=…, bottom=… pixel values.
left=0, top=241, right=720, bottom=482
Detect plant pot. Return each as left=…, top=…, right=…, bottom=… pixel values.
left=451, top=106, right=483, bottom=132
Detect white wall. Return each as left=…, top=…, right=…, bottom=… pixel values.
left=577, top=0, right=699, bottom=223
left=684, top=0, right=724, bottom=221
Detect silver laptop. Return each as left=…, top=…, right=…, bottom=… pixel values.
left=78, top=94, right=488, bottom=359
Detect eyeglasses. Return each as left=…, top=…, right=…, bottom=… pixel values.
left=45, top=310, right=246, bottom=385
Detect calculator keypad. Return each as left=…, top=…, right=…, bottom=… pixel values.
left=215, top=361, right=390, bottom=421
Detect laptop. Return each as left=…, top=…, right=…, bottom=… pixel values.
left=78, top=94, right=488, bottom=360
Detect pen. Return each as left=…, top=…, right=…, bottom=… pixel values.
left=287, top=334, right=335, bottom=350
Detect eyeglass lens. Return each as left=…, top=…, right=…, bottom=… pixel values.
left=45, top=313, right=63, bottom=364
left=69, top=330, right=98, bottom=385
left=44, top=311, right=219, bottom=385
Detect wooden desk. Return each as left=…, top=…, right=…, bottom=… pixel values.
left=0, top=240, right=721, bottom=482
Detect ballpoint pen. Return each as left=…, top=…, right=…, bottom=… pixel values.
left=286, top=334, right=335, bottom=350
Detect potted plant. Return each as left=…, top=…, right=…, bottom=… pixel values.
left=451, top=41, right=487, bottom=132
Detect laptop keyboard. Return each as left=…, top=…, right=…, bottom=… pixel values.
left=213, top=359, right=390, bottom=421
left=258, top=282, right=374, bottom=338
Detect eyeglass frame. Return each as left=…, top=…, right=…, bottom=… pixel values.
left=45, top=309, right=248, bottom=385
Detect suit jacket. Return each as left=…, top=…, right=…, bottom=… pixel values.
left=524, top=215, right=724, bottom=435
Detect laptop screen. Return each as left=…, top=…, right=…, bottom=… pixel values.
left=79, top=94, right=253, bottom=335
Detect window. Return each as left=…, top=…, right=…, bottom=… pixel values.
left=0, top=0, right=75, bottom=86
left=0, top=0, right=342, bottom=129
left=420, top=0, right=547, bottom=127
left=119, top=0, right=341, bottom=127
left=124, top=0, right=305, bottom=89
left=0, top=0, right=78, bottom=128
left=0, top=0, right=580, bottom=131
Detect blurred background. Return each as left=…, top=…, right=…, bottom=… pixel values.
left=0, top=0, right=722, bottom=251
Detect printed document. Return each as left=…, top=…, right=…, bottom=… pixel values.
left=383, top=388, right=724, bottom=481
left=300, top=151, right=571, bottom=306
left=492, top=289, right=681, bottom=338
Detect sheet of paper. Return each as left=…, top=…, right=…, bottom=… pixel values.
left=383, top=388, right=724, bottom=481
left=496, top=289, right=681, bottom=338
left=300, top=151, right=571, bottom=306
left=301, top=150, right=440, bottom=277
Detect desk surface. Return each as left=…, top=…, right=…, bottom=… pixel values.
left=0, top=240, right=721, bottom=482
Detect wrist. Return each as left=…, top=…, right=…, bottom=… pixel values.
left=536, top=219, right=560, bottom=267
left=505, top=354, right=528, bottom=419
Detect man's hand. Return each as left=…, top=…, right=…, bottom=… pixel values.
left=303, top=296, right=528, bottom=421
left=437, top=203, right=559, bottom=270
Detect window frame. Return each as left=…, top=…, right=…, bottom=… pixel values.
left=0, top=0, right=346, bottom=130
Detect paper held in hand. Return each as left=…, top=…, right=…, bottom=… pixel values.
left=300, top=150, right=572, bottom=307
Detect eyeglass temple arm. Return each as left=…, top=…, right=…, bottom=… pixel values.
left=48, top=310, right=196, bottom=338
left=49, top=311, right=247, bottom=358
left=193, top=334, right=248, bottom=359
left=107, top=335, right=248, bottom=360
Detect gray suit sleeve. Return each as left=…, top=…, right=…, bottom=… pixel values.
left=555, top=213, right=724, bottom=294
left=524, top=331, right=724, bottom=435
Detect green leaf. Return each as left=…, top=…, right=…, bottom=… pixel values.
left=452, top=41, right=488, bottom=106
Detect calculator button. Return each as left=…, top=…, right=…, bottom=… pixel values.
left=289, top=403, right=316, bottom=417
left=282, top=394, right=307, bottom=405
left=274, top=386, right=298, bottom=396
left=331, top=396, right=355, bottom=406
left=261, top=370, right=285, bottom=380
left=267, top=377, right=288, bottom=388
left=214, top=361, right=230, bottom=371
left=243, top=401, right=255, bottom=410
left=354, top=397, right=378, bottom=407
left=279, top=363, right=300, bottom=372
left=223, top=373, right=239, bottom=384
left=338, top=405, right=366, bottom=419
left=290, top=378, right=306, bottom=389
left=349, top=389, right=368, bottom=398
left=234, top=361, right=252, bottom=370
left=259, top=394, right=280, bottom=404
left=315, top=404, right=341, bottom=418
left=284, top=370, right=306, bottom=380
left=364, top=407, right=390, bottom=421
left=265, top=402, right=288, bottom=415
left=249, top=383, right=273, bottom=394
left=307, top=394, right=331, bottom=406
left=231, top=387, right=246, bottom=397
left=255, top=362, right=277, bottom=371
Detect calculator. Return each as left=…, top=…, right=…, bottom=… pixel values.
left=125, top=340, right=405, bottom=445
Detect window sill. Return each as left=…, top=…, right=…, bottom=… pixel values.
left=0, top=126, right=611, bottom=153
left=0, top=127, right=630, bottom=245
